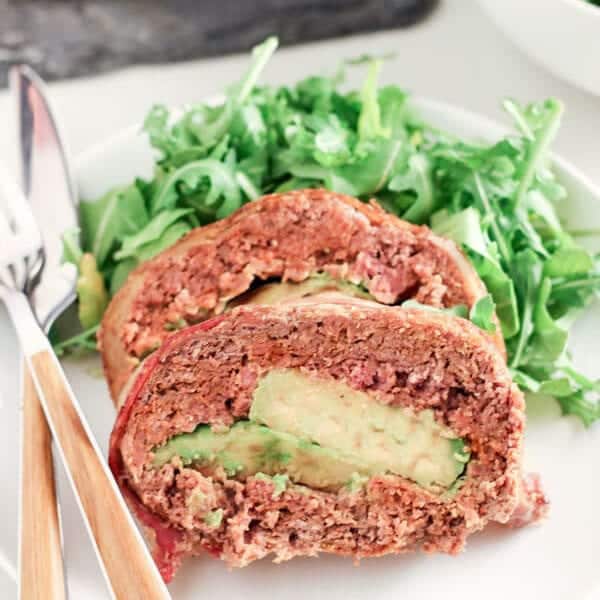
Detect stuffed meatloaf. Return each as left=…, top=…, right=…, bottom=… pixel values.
left=109, top=301, right=547, bottom=582
left=99, top=189, right=503, bottom=404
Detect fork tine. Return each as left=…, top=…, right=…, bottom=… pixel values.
left=0, top=163, right=44, bottom=292
left=0, top=162, right=42, bottom=244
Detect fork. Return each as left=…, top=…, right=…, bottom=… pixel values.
left=0, top=171, right=170, bottom=599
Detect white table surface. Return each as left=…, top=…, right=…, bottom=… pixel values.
left=0, top=0, right=599, bottom=597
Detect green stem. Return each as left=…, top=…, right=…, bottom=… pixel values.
left=502, top=99, right=534, bottom=140
left=238, top=37, right=278, bottom=104
left=473, top=172, right=511, bottom=267
left=358, top=59, right=385, bottom=141
left=194, top=37, right=278, bottom=148
left=513, top=100, right=563, bottom=208
left=53, top=325, right=100, bottom=354
left=374, top=140, right=402, bottom=192
left=551, top=276, right=600, bottom=294
left=509, top=301, right=533, bottom=369
left=235, top=171, right=261, bottom=200
left=567, top=228, right=600, bottom=238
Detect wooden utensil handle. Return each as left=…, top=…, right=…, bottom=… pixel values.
left=19, top=363, right=66, bottom=600
left=28, top=350, right=170, bottom=600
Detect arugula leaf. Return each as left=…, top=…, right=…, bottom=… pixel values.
left=80, top=184, right=148, bottom=268
left=469, top=295, right=497, bottom=333
left=389, top=154, right=435, bottom=224
left=313, top=116, right=353, bottom=167
left=114, top=208, right=193, bottom=261
left=557, top=392, right=600, bottom=427
left=330, top=137, right=406, bottom=195
left=137, top=221, right=192, bottom=261
left=525, top=189, right=563, bottom=236
left=143, top=105, right=182, bottom=158
left=151, top=159, right=242, bottom=216
left=472, top=171, right=512, bottom=268
left=378, top=86, right=408, bottom=137
left=503, top=98, right=563, bottom=209
left=538, top=367, right=600, bottom=427
left=403, top=296, right=497, bottom=335
left=544, top=244, right=593, bottom=278
left=358, top=60, right=388, bottom=140
left=470, top=251, right=520, bottom=338
left=508, top=249, right=543, bottom=368
left=185, top=37, right=278, bottom=150
left=110, top=258, right=138, bottom=296
left=431, top=208, right=519, bottom=337
left=529, top=278, right=568, bottom=363
left=430, top=207, right=489, bottom=256
left=61, top=227, right=82, bottom=266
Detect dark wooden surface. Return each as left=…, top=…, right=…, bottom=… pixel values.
left=0, top=0, right=437, bottom=87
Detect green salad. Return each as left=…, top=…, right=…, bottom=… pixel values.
left=61, top=37, right=600, bottom=425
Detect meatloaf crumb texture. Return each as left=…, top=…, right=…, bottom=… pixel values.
left=100, top=189, right=501, bottom=403
left=109, top=303, right=544, bottom=582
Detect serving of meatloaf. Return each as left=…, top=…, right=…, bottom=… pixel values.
left=99, top=189, right=503, bottom=404
left=109, top=302, right=546, bottom=583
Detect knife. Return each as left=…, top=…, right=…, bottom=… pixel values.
left=11, top=67, right=171, bottom=600
left=11, top=65, right=75, bottom=600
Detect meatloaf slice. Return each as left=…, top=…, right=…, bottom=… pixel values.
left=99, top=189, right=502, bottom=404
left=109, top=302, right=544, bottom=582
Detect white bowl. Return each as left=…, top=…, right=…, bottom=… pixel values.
left=479, top=0, right=600, bottom=96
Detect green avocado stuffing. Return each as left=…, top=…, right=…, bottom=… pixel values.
left=76, top=253, right=109, bottom=330
left=203, top=508, right=224, bottom=528
left=153, top=369, right=470, bottom=494
left=226, top=273, right=373, bottom=310
left=255, top=473, right=290, bottom=497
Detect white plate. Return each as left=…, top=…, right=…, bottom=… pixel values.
left=1, top=97, right=600, bottom=600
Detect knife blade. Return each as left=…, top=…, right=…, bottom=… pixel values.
left=13, top=65, right=79, bottom=328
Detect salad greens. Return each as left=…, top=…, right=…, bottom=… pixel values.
left=61, top=37, right=600, bottom=425
left=401, top=295, right=497, bottom=334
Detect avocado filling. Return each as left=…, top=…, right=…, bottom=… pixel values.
left=226, top=273, right=373, bottom=308
left=153, top=369, right=470, bottom=493
left=164, top=275, right=373, bottom=332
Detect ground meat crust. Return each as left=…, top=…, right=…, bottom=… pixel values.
left=109, top=303, right=539, bottom=582
left=100, top=189, right=502, bottom=403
